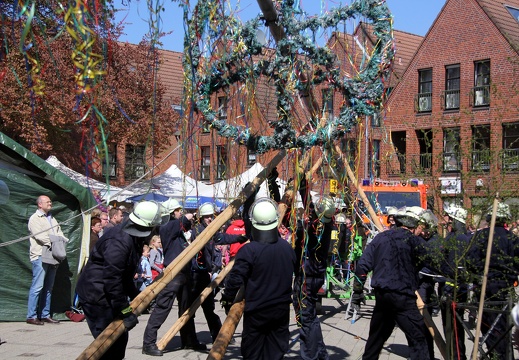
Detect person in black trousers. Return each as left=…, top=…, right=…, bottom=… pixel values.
left=467, top=202, right=519, bottom=359
left=185, top=202, right=246, bottom=343
left=221, top=197, right=296, bottom=360
left=292, top=175, right=336, bottom=360
left=142, top=203, right=205, bottom=356
left=77, top=201, right=169, bottom=360
left=352, top=206, right=432, bottom=360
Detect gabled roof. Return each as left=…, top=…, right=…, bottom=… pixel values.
left=389, top=30, right=424, bottom=84
left=330, top=23, right=423, bottom=87
left=157, top=49, right=184, bottom=106
left=477, top=0, right=519, bottom=53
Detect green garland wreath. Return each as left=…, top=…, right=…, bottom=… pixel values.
left=183, top=0, right=394, bottom=153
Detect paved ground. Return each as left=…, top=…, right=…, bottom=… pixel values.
left=0, top=296, right=493, bottom=359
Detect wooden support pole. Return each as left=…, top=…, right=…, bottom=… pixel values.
left=416, top=291, right=447, bottom=359
left=207, top=300, right=245, bottom=360
left=76, top=150, right=286, bottom=360
left=156, top=259, right=235, bottom=350
left=471, top=193, right=500, bottom=360
left=334, top=144, right=384, bottom=232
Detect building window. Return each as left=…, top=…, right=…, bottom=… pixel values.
left=102, top=143, right=117, bottom=178
left=415, top=129, right=433, bottom=174
left=125, top=145, right=145, bottom=180
left=443, top=128, right=461, bottom=172
left=473, top=60, right=490, bottom=107
left=471, top=125, right=491, bottom=172
left=388, top=131, right=406, bottom=175
left=216, top=145, right=227, bottom=180
left=444, top=64, right=460, bottom=110
left=218, top=95, right=228, bottom=120
left=322, top=88, right=334, bottom=117
left=368, top=140, right=381, bottom=178
left=502, top=122, right=519, bottom=171
left=200, top=146, right=210, bottom=180
left=416, top=68, right=432, bottom=112
left=371, top=112, right=381, bottom=127
left=506, top=6, right=519, bottom=25
left=247, top=149, right=257, bottom=166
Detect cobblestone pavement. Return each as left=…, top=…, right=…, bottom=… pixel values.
left=0, top=296, right=500, bottom=359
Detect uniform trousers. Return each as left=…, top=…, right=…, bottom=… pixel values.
left=293, top=275, right=329, bottom=360
left=189, top=271, right=222, bottom=341
left=143, top=273, right=198, bottom=347
left=81, top=301, right=128, bottom=360
left=241, top=302, right=290, bottom=360
left=363, top=289, right=430, bottom=360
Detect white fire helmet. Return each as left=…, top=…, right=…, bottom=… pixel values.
left=249, top=198, right=279, bottom=231
left=162, top=198, right=182, bottom=213
left=198, top=202, right=216, bottom=217
left=444, top=204, right=467, bottom=224
left=129, top=201, right=170, bottom=228
left=315, top=197, right=336, bottom=223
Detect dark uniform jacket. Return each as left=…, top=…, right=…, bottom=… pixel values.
left=225, top=236, right=296, bottom=312
left=76, top=221, right=142, bottom=312
left=159, top=215, right=192, bottom=271
left=467, top=226, right=519, bottom=287
left=191, top=222, right=241, bottom=273
left=294, top=219, right=333, bottom=278
left=355, top=227, right=427, bottom=297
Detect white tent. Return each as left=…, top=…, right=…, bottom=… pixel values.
left=213, top=162, right=291, bottom=200
left=46, top=156, right=135, bottom=202
left=128, top=164, right=214, bottom=198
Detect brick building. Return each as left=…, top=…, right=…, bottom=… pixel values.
left=380, top=0, right=519, bottom=220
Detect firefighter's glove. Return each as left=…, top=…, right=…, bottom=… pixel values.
left=120, top=306, right=138, bottom=331
left=238, top=235, right=249, bottom=244
left=220, top=293, right=234, bottom=315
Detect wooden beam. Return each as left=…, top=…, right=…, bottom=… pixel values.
left=334, top=144, right=384, bottom=232
left=156, top=259, right=236, bottom=350
left=471, top=193, right=499, bottom=360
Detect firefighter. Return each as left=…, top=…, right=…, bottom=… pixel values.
left=292, top=177, right=337, bottom=360
left=77, top=201, right=169, bottom=360
left=221, top=197, right=296, bottom=360
left=467, top=202, right=519, bottom=359
left=434, top=204, right=470, bottom=360
left=415, top=208, right=440, bottom=360
left=351, top=206, right=431, bottom=360
left=186, top=202, right=246, bottom=343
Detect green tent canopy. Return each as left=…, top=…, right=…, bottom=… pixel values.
left=0, top=132, right=97, bottom=321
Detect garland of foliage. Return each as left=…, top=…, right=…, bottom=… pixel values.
left=184, top=0, right=394, bottom=153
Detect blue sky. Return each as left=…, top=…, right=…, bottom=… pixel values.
left=114, top=1, right=446, bottom=52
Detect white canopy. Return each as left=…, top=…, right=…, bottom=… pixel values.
left=128, top=164, right=214, bottom=198
left=212, top=162, right=292, bottom=200
left=46, top=156, right=135, bottom=202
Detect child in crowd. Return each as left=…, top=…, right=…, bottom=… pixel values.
left=149, top=235, right=164, bottom=281
left=134, top=244, right=152, bottom=291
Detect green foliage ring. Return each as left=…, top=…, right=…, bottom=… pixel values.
left=185, top=0, right=394, bottom=153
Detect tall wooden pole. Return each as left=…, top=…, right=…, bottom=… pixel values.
left=76, top=150, right=285, bottom=360
left=334, top=144, right=384, bottom=232
left=471, top=194, right=500, bottom=360
left=156, top=259, right=235, bottom=350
